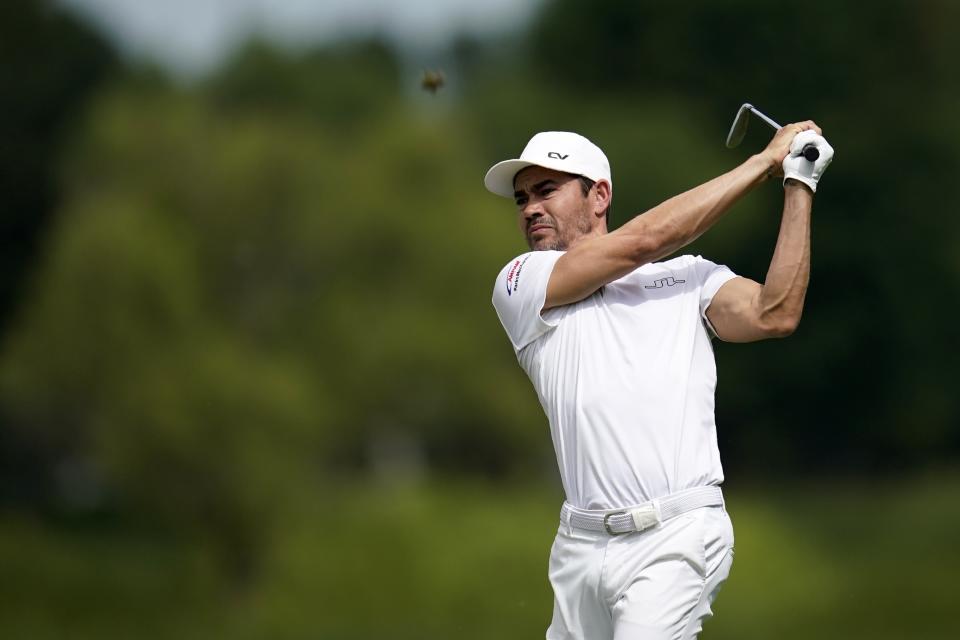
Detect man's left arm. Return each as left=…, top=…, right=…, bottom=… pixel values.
left=706, top=129, right=834, bottom=342
left=706, top=181, right=813, bottom=342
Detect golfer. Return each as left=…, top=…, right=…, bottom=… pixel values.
left=486, top=125, right=833, bottom=640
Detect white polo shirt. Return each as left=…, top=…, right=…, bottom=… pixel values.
left=492, top=251, right=738, bottom=510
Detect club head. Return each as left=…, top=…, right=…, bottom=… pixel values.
left=725, top=103, right=754, bottom=149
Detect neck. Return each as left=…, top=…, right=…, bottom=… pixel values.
left=566, top=224, right=608, bottom=250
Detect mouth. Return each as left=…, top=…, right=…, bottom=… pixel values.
left=527, top=223, right=553, bottom=235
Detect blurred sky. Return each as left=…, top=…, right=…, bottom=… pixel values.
left=57, top=0, right=545, bottom=78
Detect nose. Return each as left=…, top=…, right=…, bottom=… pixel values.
left=521, top=199, right=544, bottom=222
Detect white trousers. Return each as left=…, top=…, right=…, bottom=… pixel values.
left=546, top=504, right=734, bottom=640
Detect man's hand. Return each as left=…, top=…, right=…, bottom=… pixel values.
left=758, top=120, right=822, bottom=177
left=782, top=131, right=835, bottom=192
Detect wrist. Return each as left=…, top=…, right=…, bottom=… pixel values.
left=783, top=174, right=817, bottom=198
left=749, top=153, right=779, bottom=180
left=784, top=178, right=814, bottom=193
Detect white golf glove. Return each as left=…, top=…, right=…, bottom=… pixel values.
left=782, top=130, right=834, bottom=192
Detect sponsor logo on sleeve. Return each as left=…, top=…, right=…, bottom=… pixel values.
left=505, top=255, right=531, bottom=297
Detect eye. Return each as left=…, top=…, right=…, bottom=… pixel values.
left=515, top=197, right=527, bottom=207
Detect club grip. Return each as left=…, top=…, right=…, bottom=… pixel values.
left=802, top=144, right=820, bottom=162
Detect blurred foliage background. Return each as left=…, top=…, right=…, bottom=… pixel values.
left=1, top=0, right=958, bottom=638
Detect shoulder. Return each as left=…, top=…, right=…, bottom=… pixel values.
left=625, top=254, right=699, bottom=281
left=493, top=251, right=565, bottom=300
left=621, top=255, right=734, bottom=294
left=491, top=250, right=566, bottom=352
left=656, top=254, right=700, bottom=271
left=654, top=254, right=732, bottom=280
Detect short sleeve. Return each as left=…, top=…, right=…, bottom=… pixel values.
left=492, top=251, right=564, bottom=352
left=693, top=255, right=738, bottom=336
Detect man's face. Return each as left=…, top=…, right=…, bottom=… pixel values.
left=513, top=166, right=594, bottom=251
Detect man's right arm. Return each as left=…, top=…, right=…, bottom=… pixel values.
left=544, top=122, right=818, bottom=310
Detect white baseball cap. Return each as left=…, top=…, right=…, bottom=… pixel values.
left=484, top=131, right=612, bottom=198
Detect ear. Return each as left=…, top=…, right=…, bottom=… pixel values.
left=593, top=180, right=612, bottom=218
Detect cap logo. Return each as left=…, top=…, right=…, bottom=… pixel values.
left=547, top=152, right=569, bottom=160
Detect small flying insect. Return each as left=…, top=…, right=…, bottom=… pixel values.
left=421, top=70, right=445, bottom=94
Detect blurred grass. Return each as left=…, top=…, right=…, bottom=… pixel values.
left=2, top=473, right=958, bottom=639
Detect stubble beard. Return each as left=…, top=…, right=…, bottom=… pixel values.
left=529, top=212, right=593, bottom=251
left=542, top=216, right=591, bottom=251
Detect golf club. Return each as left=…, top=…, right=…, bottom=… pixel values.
left=725, top=103, right=820, bottom=162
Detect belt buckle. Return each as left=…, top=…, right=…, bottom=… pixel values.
left=603, top=511, right=629, bottom=536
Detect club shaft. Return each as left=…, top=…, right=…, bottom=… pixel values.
left=749, top=107, right=782, bottom=131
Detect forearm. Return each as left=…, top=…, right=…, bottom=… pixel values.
left=619, top=153, right=776, bottom=263
left=755, top=182, right=813, bottom=332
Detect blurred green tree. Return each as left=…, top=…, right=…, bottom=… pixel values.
left=0, top=0, right=117, bottom=509
left=0, top=0, right=116, bottom=329
left=0, top=42, right=552, bottom=579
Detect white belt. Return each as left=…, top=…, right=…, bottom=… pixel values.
left=560, top=486, right=724, bottom=536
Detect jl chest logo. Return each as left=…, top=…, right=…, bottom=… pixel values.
left=505, top=255, right=531, bottom=296
left=645, top=276, right=685, bottom=289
